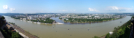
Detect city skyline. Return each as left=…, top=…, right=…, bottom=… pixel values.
left=0, top=0, right=134, bottom=13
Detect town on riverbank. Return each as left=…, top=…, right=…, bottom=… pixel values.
left=8, top=13, right=127, bottom=24
left=0, top=14, right=133, bottom=37
left=59, top=14, right=125, bottom=23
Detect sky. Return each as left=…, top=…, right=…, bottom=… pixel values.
left=0, top=0, right=134, bottom=13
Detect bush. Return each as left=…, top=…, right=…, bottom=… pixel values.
left=0, top=29, right=22, bottom=38
left=1, top=16, right=5, bottom=19
left=11, top=32, right=22, bottom=38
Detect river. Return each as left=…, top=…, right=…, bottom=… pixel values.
left=4, top=16, right=131, bottom=38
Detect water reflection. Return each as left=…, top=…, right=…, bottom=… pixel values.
left=50, top=17, right=64, bottom=23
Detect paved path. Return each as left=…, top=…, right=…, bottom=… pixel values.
left=130, top=18, right=134, bottom=38
left=129, top=24, right=133, bottom=38
left=10, top=23, right=38, bottom=38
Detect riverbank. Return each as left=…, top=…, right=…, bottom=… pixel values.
left=105, top=20, right=132, bottom=38
left=95, top=16, right=132, bottom=38
left=4, top=16, right=131, bottom=38
left=62, top=17, right=125, bottom=24
left=10, top=16, right=56, bottom=24
left=10, top=22, right=38, bottom=38
left=13, top=18, right=58, bottom=24
left=26, top=20, right=63, bottom=24
left=93, top=20, right=131, bottom=38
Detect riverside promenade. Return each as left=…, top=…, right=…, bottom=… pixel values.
left=9, top=23, right=38, bottom=38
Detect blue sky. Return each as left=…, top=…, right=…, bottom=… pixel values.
left=0, top=0, right=134, bottom=13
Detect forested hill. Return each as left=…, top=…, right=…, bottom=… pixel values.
left=0, top=15, right=23, bottom=38
left=105, top=16, right=134, bottom=38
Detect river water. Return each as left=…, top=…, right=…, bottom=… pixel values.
left=4, top=16, right=131, bottom=38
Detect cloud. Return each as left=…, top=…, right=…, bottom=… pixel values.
left=3, top=5, right=8, bottom=9
left=62, top=10, right=67, bottom=11
left=111, top=6, right=118, bottom=10
left=9, top=8, right=15, bottom=11
left=3, top=5, right=15, bottom=11
left=70, top=10, right=76, bottom=11
left=73, top=10, right=75, bottom=11
left=107, top=6, right=131, bottom=11
left=88, top=8, right=98, bottom=12
left=59, top=10, right=68, bottom=11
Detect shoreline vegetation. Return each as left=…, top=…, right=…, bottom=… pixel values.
left=10, top=16, right=56, bottom=24
left=105, top=20, right=132, bottom=38
left=10, top=16, right=125, bottom=24
left=9, top=22, right=39, bottom=38
left=94, top=16, right=132, bottom=38
left=0, top=16, right=22, bottom=38
left=30, top=18, right=55, bottom=24
left=60, top=17, right=125, bottom=24
left=10, top=16, right=64, bottom=25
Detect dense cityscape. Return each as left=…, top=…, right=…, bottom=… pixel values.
left=10, top=13, right=126, bottom=24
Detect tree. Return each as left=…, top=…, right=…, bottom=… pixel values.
left=1, top=16, right=5, bottom=19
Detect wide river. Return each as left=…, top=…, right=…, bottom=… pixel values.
left=4, top=16, right=131, bottom=38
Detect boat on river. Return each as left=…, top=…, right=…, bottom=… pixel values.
left=37, top=22, right=41, bottom=24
